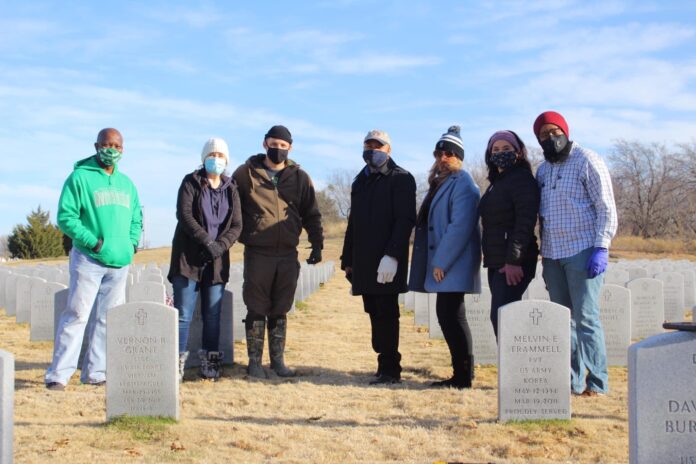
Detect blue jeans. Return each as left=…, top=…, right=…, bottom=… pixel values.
left=172, top=275, right=224, bottom=353
left=45, top=248, right=129, bottom=385
left=542, top=247, right=607, bottom=394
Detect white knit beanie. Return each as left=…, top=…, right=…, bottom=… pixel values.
left=200, top=137, right=230, bottom=164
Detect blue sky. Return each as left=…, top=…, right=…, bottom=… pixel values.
left=1, top=0, right=695, bottom=247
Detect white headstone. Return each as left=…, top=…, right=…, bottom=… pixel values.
left=628, top=278, right=665, bottom=339
left=428, top=297, right=443, bottom=339
left=498, top=300, right=571, bottom=422
left=0, top=270, right=10, bottom=308
left=524, top=278, right=550, bottom=300
left=404, top=291, right=415, bottom=311
left=627, top=267, right=649, bottom=281
left=2, top=274, right=18, bottom=316
left=599, top=284, right=631, bottom=366
left=106, top=302, right=179, bottom=420
left=184, top=290, right=235, bottom=368
left=605, top=269, right=630, bottom=285
left=0, top=349, right=13, bottom=464
left=629, top=330, right=696, bottom=463
left=414, top=293, right=428, bottom=326
left=679, top=269, right=696, bottom=309
left=30, top=282, right=68, bottom=341
left=465, top=289, right=497, bottom=365
left=655, top=272, right=686, bottom=322
left=142, top=273, right=164, bottom=284
left=16, top=276, right=44, bottom=324
left=128, top=282, right=166, bottom=304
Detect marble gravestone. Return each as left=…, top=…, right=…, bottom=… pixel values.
left=627, top=267, right=648, bottom=281
left=184, top=290, right=235, bottom=368
left=679, top=269, right=696, bottom=309
left=465, top=289, right=498, bottom=365
left=524, top=279, right=550, bottom=301
left=106, top=302, right=179, bottom=420
left=0, top=270, right=10, bottom=308
left=428, top=296, right=443, bottom=339
left=498, top=300, right=571, bottom=422
left=598, top=284, right=631, bottom=366
left=3, top=274, right=18, bottom=316
left=128, top=282, right=166, bottom=304
left=30, top=282, right=68, bottom=341
left=404, top=291, right=415, bottom=311
left=0, top=350, right=13, bottom=464
left=16, top=276, right=45, bottom=324
left=628, top=278, right=665, bottom=340
left=414, top=293, right=429, bottom=326
left=655, top=272, right=686, bottom=322
left=629, top=331, right=696, bottom=463
left=604, top=269, right=630, bottom=285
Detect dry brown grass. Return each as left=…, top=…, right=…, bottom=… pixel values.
left=3, top=238, right=632, bottom=463
left=611, top=235, right=696, bottom=260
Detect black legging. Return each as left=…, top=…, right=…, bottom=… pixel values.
left=436, top=292, right=473, bottom=376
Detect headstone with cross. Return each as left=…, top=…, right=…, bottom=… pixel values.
left=465, top=287, right=497, bottom=365
left=498, top=300, right=571, bottom=422
left=106, top=302, right=179, bottom=420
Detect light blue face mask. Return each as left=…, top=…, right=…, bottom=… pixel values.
left=204, top=157, right=226, bottom=175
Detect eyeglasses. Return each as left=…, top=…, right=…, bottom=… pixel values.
left=433, top=150, right=456, bottom=159
left=537, top=127, right=565, bottom=140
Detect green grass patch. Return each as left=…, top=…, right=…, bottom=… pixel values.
left=295, top=301, right=309, bottom=311
left=504, top=419, right=573, bottom=431
left=106, top=415, right=177, bottom=441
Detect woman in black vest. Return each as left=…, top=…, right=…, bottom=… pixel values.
left=478, top=130, right=540, bottom=339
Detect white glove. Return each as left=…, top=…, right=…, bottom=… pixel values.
left=376, top=255, right=398, bottom=284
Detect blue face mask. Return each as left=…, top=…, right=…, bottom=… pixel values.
left=362, top=149, right=388, bottom=168
left=204, top=157, right=226, bottom=175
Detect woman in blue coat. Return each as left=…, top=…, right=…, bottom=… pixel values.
left=409, top=126, right=481, bottom=389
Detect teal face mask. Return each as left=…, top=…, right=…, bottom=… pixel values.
left=97, top=147, right=122, bottom=166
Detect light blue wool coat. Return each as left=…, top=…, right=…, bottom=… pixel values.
left=408, top=170, right=482, bottom=293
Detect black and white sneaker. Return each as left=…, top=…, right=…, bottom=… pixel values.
left=198, top=350, right=223, bottom=380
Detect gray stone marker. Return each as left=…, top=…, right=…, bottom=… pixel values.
left=498, top=300, right=571, bottom=422
left=628, top=278, right=665, bottom=339
left=184, top=290, right=235, bottom=368
left=605, top=269, right=630, bottom=285
left=106, top=302, right=179, bottom=420
left=16, top=276, right=44, bottom=324
left=128, top=282, right=166, bottom=304
left=142, top=273, right=164, bottom=284
left=629, top=330, right=696, bottom=463
left=404, top=291, right=415, bottom=311
left=465, top=288, right=497, bottom=365
left=30, top=282, right=68, bottom=341
left=524, top=278, right=550, bottom=301
left=0, top=349, right=13, bottom=464
left=599, top=284, right=631, bottom=366
left=3, top=273, right=18, bottom=316
left=428, top=296, right=443, bottom=339
left=655, top=272, right=686, bottom=322
left=0, top=270, right=10, bottom=308
left=679, top=269, right=696, bottom=309
left=627, top=267, right=648, bottom=281
left=414, top=292, right=429, bottom=326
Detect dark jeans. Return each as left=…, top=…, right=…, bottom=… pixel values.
left=488, top=259, right=537, bottom=340
left=436, top=292, right=472, bottom=379
left=362, top=294, right=401, bottom=378
left=172, top=275, right=224, bottom=353
left=243, top=248, right=299, bottom=317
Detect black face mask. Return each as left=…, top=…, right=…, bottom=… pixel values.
left=541, top=134, right=571, bottom=163
left=267, top=147, right=289, bottom=164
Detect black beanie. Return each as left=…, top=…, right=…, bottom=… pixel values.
left=264, top=125, right=293, bottom=144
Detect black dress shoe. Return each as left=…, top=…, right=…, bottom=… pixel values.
left=430, top=377, right=471, bottom=390
left=369, top=374, right=401, bottom=385
left=45, top=382, right=65, bottom=391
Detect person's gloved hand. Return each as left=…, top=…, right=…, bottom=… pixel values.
left=586, top=247, right=608, bottom=278
left=307, top=247, right=322, bottom=264
left=202, top=241, right=226, bottom=261
left=376, top=255, right=398, bottom=284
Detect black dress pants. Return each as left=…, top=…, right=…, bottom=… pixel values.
left=435, top=292, right=472, bottom=380
left=362, top=294, right=401, bottom=378
left=488, top=259, right=537, bottom=340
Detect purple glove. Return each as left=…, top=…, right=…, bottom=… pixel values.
left=586, top=247, right=608, bottom=278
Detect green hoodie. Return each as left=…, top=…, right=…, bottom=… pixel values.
left=57, top=155, right=142, bottom=267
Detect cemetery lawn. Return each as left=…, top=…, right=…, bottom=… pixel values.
left=3, top=241, right=632, bottom=463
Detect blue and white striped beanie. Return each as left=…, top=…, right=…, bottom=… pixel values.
left=435, top=125, right=464, bottom=160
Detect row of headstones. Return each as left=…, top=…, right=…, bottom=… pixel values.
left=402, top=259, right=695, bottom=366
left=0, top=261, right=336, bottom=370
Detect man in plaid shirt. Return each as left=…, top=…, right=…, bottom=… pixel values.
left=533, top=111, right=617, bottom=397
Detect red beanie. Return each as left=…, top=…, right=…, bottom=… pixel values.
left=533, top=111, right=569, bottom=139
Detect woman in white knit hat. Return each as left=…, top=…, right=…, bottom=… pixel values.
left=167, top=138, right=242, bottom=381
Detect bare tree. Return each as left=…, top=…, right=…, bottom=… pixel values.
left=608, top=140, right=685, bottom=238
left=325, top=169, right=355, bottom=218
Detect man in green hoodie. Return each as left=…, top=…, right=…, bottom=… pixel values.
left=45, top=128, right=142, bottom=390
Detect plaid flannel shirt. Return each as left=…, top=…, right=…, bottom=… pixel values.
left=536, top=143, right=618, bottom=260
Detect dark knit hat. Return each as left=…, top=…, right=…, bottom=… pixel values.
left=533, top=111, right=569, bottom=139
left=435, top=125, right=464, bottom=160
left=264, top=125, right=293, bottom=144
